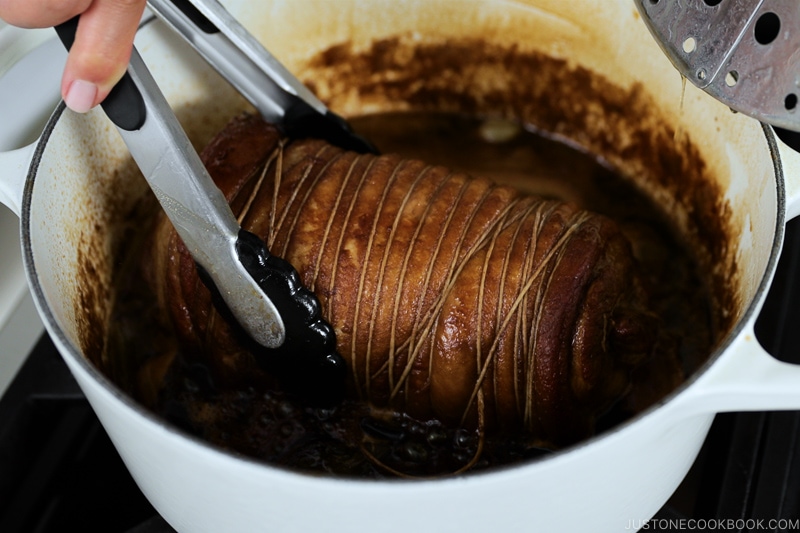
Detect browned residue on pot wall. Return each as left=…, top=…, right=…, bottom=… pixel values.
left=76, top=241, right=105, bottom=363
left=75, top=157, right=157, bottom=391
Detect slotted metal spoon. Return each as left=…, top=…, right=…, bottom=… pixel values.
left=635, top=0, right=800, bottom=131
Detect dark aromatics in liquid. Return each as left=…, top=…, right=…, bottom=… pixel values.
left=116, top=112, right=713, bottom=479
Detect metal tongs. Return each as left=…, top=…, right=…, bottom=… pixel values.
left=54, top=0, right=374, bottom=403
left=634, top=0, right=800, bottom=132
left=146, top=0, right=375, bottom=152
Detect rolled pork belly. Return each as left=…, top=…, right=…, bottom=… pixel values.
left=146, top=113, right=674, bottom=447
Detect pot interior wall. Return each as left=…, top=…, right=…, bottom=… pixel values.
left=25, top=0, right=779, bottom=397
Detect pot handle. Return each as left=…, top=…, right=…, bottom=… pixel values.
left=775, top=130, right=800, bottom=220
left=677, top=318, right=800, bottom=415
left=675, top=130, right=800, bottom=414
left=0, top=28, right=65, bottom=218
left=0, top=143, right=36, bottom=217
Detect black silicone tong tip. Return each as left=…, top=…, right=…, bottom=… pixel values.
left=235, top=230, right=346, bottom=405
left=199, top=231, right=347, bottom=406
left=283, top=107, right=379, bottom=155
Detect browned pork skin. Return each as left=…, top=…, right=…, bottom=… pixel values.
left=146, top=113, right=666, bottom=447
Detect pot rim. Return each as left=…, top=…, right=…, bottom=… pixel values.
left=19, top=94, right=787, bottom=488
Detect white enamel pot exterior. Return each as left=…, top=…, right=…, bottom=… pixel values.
left=4, top=1, right=800, bottom=532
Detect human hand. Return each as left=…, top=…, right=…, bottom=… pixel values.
left=0, top=0, right=147, bottom=113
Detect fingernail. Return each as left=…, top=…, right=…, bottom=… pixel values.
left=64, top=80, right=98, bottom=113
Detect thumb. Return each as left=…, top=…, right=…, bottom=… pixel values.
left=61, top=0, right=147, bottom=113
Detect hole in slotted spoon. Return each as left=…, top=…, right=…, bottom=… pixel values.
left=754, top=12, right=781, bottom=45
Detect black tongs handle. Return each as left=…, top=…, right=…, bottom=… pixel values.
left=148, top=0, right=378, bottom=154
left=54, top=17, right=145, bottom=131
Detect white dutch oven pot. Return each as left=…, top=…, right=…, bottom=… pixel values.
left=3, top=1, right=800, bottom=531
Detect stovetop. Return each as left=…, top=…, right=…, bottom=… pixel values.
left=0, top=334, right=168, bottom=532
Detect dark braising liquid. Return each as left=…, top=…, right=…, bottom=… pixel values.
left=115, top=112, right=713, bottom=479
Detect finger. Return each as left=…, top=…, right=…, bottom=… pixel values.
left=0, top=0, right=91, bottom=28
left=61, top=0, right=147, bottom=112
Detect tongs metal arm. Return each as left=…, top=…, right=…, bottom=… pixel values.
left=146, top=0, right=377, bottom=153
left=56, top=17, right=288, bottom=350
left=55, top=14, right=346, bottom=404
